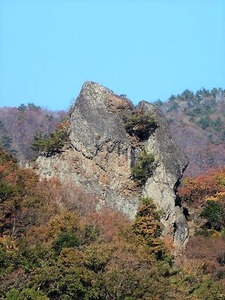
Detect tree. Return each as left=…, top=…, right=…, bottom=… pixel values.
left=132, top=197, right=166, bottom=259
left=53, top=231, right=80, bottom=254
left=131, top=151, right=156, bottom=185
left=180, top=89, right=194, bottom=101
left=123, top=113, right=157, bottom=140
left=0, top=121, right=13, bottom=153
left=17, top=104, right=27, bottom=112
left=31, top=125, right=68, bottom=157
left=201, top=200, right=225, bottom=231
left=6, top=288, right=49, bottom=300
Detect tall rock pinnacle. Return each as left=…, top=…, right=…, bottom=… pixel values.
left=36, top=81, right=189, bottom=247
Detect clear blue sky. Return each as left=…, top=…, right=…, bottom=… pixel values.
left=0, top=0, right=224, bottom=111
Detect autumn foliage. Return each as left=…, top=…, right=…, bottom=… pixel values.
left=1, top=147, right=225, bottom=299
left=178, top=167, right=225, bottom=238
left=179, top=168, right=225, bottom=205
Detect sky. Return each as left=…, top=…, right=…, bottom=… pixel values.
left=0, top=0, right=225, bottom=111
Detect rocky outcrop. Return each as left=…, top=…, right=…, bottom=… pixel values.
left=36, top=81, right=189, bottom=246
left=138, top=101, right=189, bottom=245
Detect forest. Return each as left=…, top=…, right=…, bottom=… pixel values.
left=1, top=88, right=225, bottom=299
left=1, top=147, right=225, bottom=299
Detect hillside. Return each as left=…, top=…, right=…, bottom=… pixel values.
left=0, top=125, right=225, bottom=299
left=1, top=88, right=225, bottom=178
left=1, top=84, right=225, bottom=298
left=155, top=88, right=225, bottom=176
left=0, top=103, right=66, bottom=161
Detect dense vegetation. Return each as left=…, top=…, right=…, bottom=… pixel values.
left=0, top=103, right=66, bottom=160
left=179, top=167, right=225, bottom=236
left=0, top=147, right=225, bottom=299
left=154, top=87, right=225, bottom=176
left=1, top=88, right=225, bottom=297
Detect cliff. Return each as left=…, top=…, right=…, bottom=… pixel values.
left=36, top=81, right=188, bottom=246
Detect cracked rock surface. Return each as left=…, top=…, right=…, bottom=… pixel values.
left=138, top=101, right=189, bottom=245
left=36, top=81, right=189, bottom=246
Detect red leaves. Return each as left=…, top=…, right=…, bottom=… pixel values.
left=178, top=168, right=225, bottom=206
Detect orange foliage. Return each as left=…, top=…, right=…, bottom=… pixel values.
left=184, top=236, right=225, bottom=277
left=56, top=120, right=70, bottom=130
left=85, top=207, right=131, bottom=241
left=164, top=236, right=175, bottom=252
left=178, top=167, right=225, bottom=206
left=38, top=178, right=99, bottom=217
left=27, top=210, right=80, bottom=246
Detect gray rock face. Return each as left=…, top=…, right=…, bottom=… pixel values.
left=137, top=101, right=189, bottom=245
left=36, top=81, right=189, bottom=246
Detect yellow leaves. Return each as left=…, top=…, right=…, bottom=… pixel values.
left=0, top=235, right=17, bottom=251
left=58, top=247, right=84, bottom=267
left=56, top=120, right=70, bottom=131
left=179, top=167, right=225, bottom=206
left=132, top=198, right=167, bottom=260
left=133, top=215, right=160, bottom=236
left=205, top=191, right=225, bottom=202
left=27, top=210, right=80, bottom=246
left=164, top=236, right=175, bottom=252
left=49, top=211, right=80, bottom=234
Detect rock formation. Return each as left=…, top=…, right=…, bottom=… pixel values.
left=36, top=81, right=189, bottom=246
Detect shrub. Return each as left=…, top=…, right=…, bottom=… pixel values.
left=201, top=200, right=225, bottom=231
left=31, top=125, right=68, bottom=157
left=131, top=151, right=156, bottom=185
left=6, top=288, right=49, bottom=300
left=123, top=113, right=157, bottom=140
left=53, top=231, right=80, bottom=254
left=168, top=102, right=180, bottom=112
left=217, top=251, right=225, bottom=266
left=198, top=116, right=211, bottom=130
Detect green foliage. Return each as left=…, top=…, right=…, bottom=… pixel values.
left=31, top=126, right=68, bottom=157
left=188, top=277, right=224, bottom=300
left=1, top=147, right=225, bottom=299
left=201, top=200, right=225, bottom=231
left=213, top=117, right=223, bottom=131
left=17, top=103, right=41, bottom=112
left=153, top=99, right=163, bottom=106
left=198, top=116, right=211, bottom=129
left=83, top=224, right=100, bottom=244
left=131, top=151, right=156, bottom=185
left=0, top=134, right=13, bottom=151
left=0, top=121, right=14, bottom=154
left=168, top=102, right=180, bottom=112
left=167, top=88, right=225, bottom=140
left=27, top=103, right=41, bottom=111
left=53, top=231, right=80, bottom=254
left=0, top=246, right=19, bottom=276
left=181, top=89, right=194, bottom=100
left=6, top=288, right=49, bottom=300
left=123, top=113, right=157, bottom=140
left=17, top=104, right=27, bottom=112
left=168, top=94, right=176, bottom=101
left=179, top=168, right=225, bottom=236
